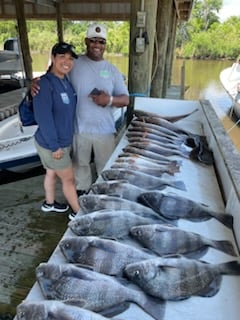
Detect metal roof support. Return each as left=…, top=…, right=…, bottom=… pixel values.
left=14, top=0, right=33, bottom=84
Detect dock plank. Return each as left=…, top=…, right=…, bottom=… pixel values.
left=0, top=175, right=69, bottom=315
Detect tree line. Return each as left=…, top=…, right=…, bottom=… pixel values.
left=0, top=0, right=239, bottom=60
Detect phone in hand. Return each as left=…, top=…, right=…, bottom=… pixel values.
left=90, top=88, right=101, bottom=95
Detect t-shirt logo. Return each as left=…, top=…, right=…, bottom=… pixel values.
left=100, top=70, right=110, bottom=79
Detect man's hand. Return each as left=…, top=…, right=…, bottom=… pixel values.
left=89, top=91, right=111, bottom=107
left=31, top=77, right=41, bottom=97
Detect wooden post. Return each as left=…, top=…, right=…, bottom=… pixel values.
left=163, top=9, right=177, bottom=97
left=127, top=0, right=158, bottom=125
left=56, top=2, right=63, bottom=42
left=14, top=0, right=33, bottom=86
left=150, top=0, right=172, bottom=98
left=180, top=60, right=185, bottom=99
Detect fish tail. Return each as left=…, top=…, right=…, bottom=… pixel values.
left=170, top=180, right=186, bottom=191
left=167, top=163, right=181, bottom=174
left=179, top=145, right=191, bottom=158
left=218, top=260, right=240, bottom=275
left=135, top=293, right=166, bottom=320
left=211, top=240, right=238, bottom=257
left=211, top=212, right=233, bottom=229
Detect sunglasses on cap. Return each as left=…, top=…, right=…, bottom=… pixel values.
left=89, top=38, right=106, bottom=45
left=52, top=42, right=78, bottom=58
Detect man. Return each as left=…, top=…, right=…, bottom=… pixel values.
left=69, top=23, right=129, bottom=202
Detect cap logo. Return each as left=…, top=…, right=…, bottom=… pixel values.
left=95, top=27, right=101, bottom=33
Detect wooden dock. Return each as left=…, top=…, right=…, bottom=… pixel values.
left=0, top=174, right=69, bottom=316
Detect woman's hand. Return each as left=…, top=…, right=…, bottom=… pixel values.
left=52, top=148, right=64, bottom=160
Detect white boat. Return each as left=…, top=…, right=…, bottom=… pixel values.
left=219, top=59, right=240, bottom=119
left=0, top=114, right=40, bottom=172
left=0, top=106, right=126, bottom=173
left=0, top=38, right=23, bottom=76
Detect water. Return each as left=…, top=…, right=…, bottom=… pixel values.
left=32, top=53, right=240, bottom=151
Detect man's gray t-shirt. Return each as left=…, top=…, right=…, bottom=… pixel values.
left=69, top=54, right=129, bottom=134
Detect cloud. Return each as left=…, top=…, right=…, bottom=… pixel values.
left=218, top=0, right=240, bottom=22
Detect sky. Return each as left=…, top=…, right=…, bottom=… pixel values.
left=218, top=0, right=240, bottom=21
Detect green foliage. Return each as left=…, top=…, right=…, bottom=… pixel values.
left=176, top=0, right=240, bottom=59
left=0, top=20, right=129, bottom=55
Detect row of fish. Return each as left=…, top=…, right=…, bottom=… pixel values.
left=16, top=109, right=239, bottom=320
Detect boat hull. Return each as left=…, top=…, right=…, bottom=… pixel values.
left=220, top=62, right=240, bottom=118
left=0, top=114, right=40, bottom=172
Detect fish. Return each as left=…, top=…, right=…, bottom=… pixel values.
left=126, top=129, right=183, bottom=145
left=124, top=256, right=240, bottom=300
left=131, top=119, right=182, bottom=139
left=116, top=152, right=182, bottom=167
left=126, top=141, right=190, bottom=158
left=130, top=224, right=237, bottom=258
left=78, top=194, right=174, bottom=224
left=68, top=209, right=170, bottom=239
left=130, top=119, right=208, bottom=151
left=133, top=108, right=199, bottom=122
left=59, top=236, right=157, bottom=276
left=137, top=191, right=233, bottom=228
left=122, top=145, right=180, bottom=163
left=127, top=125, right=184, bottom=145
left=189, top=140, right=214, bottom=165
left=115, top=156, right=180, bottom=174
left=111, top=162, right=176, bottom=177
left=16, top=300, right=118, bottom=320
left=133, top=117, right=213, bottom=157
left=90, top=180, right=147, bottom=202
left=101, top=168, right=186, bottom=191
left=36, top=262, right=166, bottom=320
left=134, top=115, right=199, bottom=137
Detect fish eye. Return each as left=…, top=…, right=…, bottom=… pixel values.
left=18, top=311, right=25, bottom=319
left=64, top=242, right=71, bottom=249
left=134, top=269, right=140, bottom=277
left=135, top=229, right=142, bottom=236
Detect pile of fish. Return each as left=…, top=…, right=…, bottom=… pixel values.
left=15, top=109, right=240, bottom=320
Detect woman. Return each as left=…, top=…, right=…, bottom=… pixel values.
left=33, top=42, right=80, bottom=215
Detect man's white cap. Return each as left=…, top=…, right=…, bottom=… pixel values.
left=86, top=23, right=107, bottom=40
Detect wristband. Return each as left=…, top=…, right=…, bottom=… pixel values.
left=106, top=95, right=113, bottom=107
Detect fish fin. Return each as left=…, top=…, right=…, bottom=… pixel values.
left=184, top=247, right=209, bottom=259
left=48, top=311, right=68, bottom=320
left=197, top=277, right=222, bottom=297
left=136, top=293, right=166, bottom=320
left=169, top=180, right=187, bottom=191
left=99, top=302, right=130, bottom=317
left=62, top=298, right=87, bottom=308
left=211, top=240, right=238, bottom=256
left=74, top=263, right=94, bottom=271
left=210, top=212, right=233, bottom=229
left=178, top=145, right=191, bottom=158
left=218, top=260, right=240, bottom=275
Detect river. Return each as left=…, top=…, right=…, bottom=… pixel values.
left=32, top=53, right=240, bottom=151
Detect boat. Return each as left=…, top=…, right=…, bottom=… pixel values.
left=219, top=59, right=240, bottom=119
left=0, top=113, right=40, bottom=173
left=0, top=105, right=126, bottom=174
left=0, top=38, right=23, bottom=77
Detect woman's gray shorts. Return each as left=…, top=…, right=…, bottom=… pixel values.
left=34, top=139, right=72, bottom=170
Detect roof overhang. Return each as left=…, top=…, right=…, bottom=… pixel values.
left=174, top=0, right=194, bottom=21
